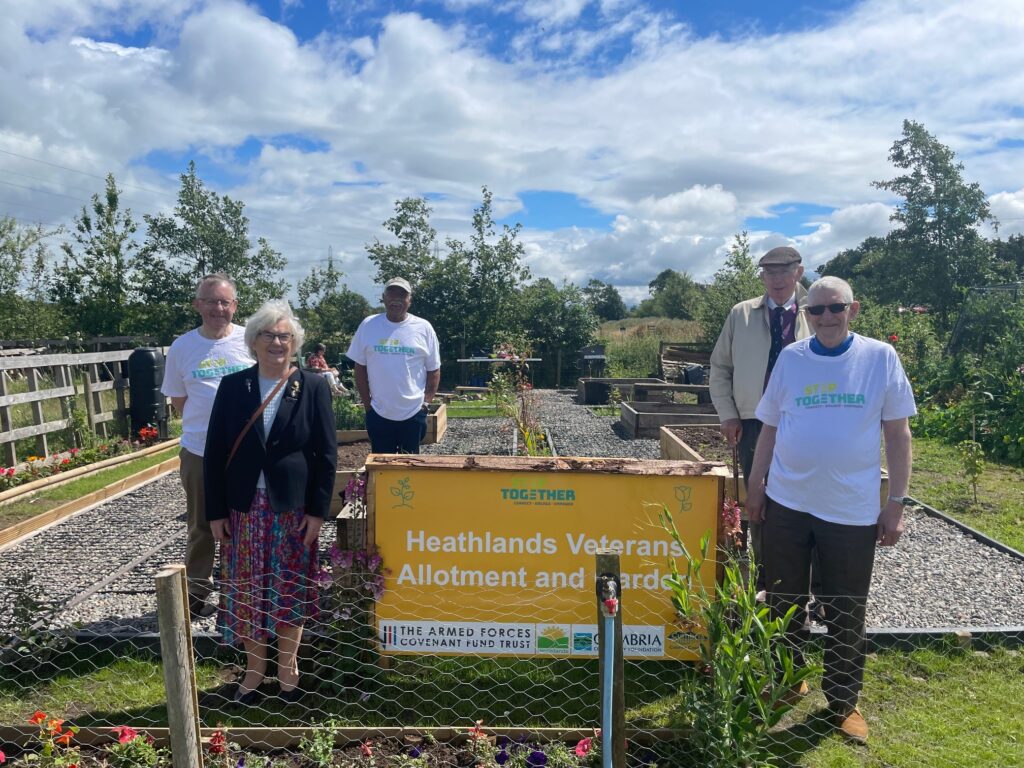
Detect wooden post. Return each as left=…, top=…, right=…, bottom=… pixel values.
left=555, top=348, right=563, bottom=388
left=595, top=550, right=626, bottom=768
left=88, top=363, right=108, bottom=439
left=0, top=371, right=15, bottom=465
left=82, top=371, right=97, bottom=441
left=26, top=367, right=48, bottom=458
left=155, top=565, right=204, bottom=768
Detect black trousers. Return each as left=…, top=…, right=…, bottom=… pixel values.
left=366, top=408, right=427, bottom=454
left=763, top=498, right=877, bottom=714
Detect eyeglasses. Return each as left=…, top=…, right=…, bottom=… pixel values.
left=761, top=266, right=797, bottom=277
left=258, top=331, right=294, bottom=343
left=806, top=303, right=850, bottom=316
left=198, top=298, right=235, bottom=308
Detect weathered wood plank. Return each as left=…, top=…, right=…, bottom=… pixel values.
left=0, top=349, right=143, bottom=371
left=0, top=418, right=71, bottom=443
left=366, top=454, right=721, bottom=475
left=0, top=385, right=76, bottom=407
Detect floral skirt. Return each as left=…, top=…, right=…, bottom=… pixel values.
left=217, top=489, right=319, bottom=647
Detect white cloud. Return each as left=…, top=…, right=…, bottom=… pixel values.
left=989, top=189, right=1024, bottom=237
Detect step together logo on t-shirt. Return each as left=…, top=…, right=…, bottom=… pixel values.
left=373, top=337, right=417, bottom=355
left=794, top=382, right=866, bottom=409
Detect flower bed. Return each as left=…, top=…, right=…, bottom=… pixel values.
left=0, top=441, right=135, bottom=494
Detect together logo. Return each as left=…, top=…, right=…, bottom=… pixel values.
left=373, top=337, right=417, bottom=356
left=795, top=382, right=866, bottom=409
left=500, top=476, right=576, bottom=506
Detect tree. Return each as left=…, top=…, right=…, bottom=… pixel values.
left=0, top=216, right=63, bottom=339
left=583, top=279, right=628, bottom=321
left=520, top=279, right=598, bottom=385
left=696, top=231, right=763, bottom=342
left=633, top=268, right=702, bottom=319
left=296, top=250, right=372, bottom=351
left=817, top=236, right=892, bottom=304
left=365, top=197, right=437, bottom=289
left=871, top=119, right=995, bottom=326
left=138, top=162, right=288, bottom=338
left=51, top=174, right=140, bottom=336
left=446, top=187, right=531, bottom=355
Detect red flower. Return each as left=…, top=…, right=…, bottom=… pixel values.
left=575, top=737, right=592, bottom=757
left=468, top=720, right=486, bottom=741
left=208, top=728, right=227, bottom=756
left=29, top=710, right=47, bottom=725
left=55, top=730, right=74, bottom=747
left=112, top=725, right=138, bottom=744
left=0, top=747, right=7, bottom=763
left=360, top=740, right=374, bottom=757
left=888, top=334, right=898, bottom=343
left=47, top=718, right=65, bottom=734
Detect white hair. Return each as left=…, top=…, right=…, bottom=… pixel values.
left=244, top=299, right=305, bottom=355
left=807, top=276, right=854, bottom=304
left=194, top=273, right=236, bottom=299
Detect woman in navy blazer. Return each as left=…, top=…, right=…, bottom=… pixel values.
left=204, top=300, right=337, bottom=704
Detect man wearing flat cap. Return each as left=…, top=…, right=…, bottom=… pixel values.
left=710, top=246, right=811, bottom=591
left=346, top=277, right=441, bottom=453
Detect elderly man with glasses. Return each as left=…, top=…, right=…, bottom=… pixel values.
left=162, top=273, right=254, bottom=619
left=710, top=246, right=812, bottom=593
left=746, top=276, right=916, bottom=743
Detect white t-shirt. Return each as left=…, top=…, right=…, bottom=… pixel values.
left=346, top=312, right=441, bottom=421
left=755, top=334, right=917, bottom=526
left=161, top=325, right=253, bottom=456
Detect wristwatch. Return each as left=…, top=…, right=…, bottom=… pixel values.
left=887, top=495, right=912, bottom=506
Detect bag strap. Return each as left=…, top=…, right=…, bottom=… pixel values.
left=226, top=367, right=296, bottom=468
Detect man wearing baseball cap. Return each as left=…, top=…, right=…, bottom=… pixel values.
left=709, top=246, right=812, bottom=592
left=346, top=278, right=441, bottom=453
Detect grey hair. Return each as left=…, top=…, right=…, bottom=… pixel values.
left=244, top=299, right=305, bottom=355
left=194, top=273, right=237, bottom=299
left=807, top=276, right=854, bottom=304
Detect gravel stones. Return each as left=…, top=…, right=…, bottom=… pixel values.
left=2, top=392, right=1023, bottom=634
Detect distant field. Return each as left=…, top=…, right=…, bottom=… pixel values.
left=596, top=317, right=704, bottom=378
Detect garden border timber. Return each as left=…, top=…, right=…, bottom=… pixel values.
left=619, top=401, right=719, bottom=438
left=0, top=438, right=181, bottom=506
left=0, top=726, right=687, bottom=751
left=0, top=447, right=180, bottom=551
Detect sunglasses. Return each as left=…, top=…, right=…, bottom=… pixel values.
left=806, top=303, right=850, bottom=316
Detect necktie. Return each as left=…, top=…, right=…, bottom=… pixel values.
left=767, top=305, right=785, bottom=378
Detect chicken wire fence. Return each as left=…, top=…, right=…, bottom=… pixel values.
left=2, top=560, right=1020, bottom=767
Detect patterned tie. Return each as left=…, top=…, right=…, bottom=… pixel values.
left=767, top=305, right=785, bottom=378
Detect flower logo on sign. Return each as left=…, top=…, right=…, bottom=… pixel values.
left=391, top=477, right=415, bottom=509
left=674, top=485, right=692, bottom=512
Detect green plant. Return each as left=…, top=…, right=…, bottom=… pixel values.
left=106, top=726, right=168, bottom=767
left=334, top=390, right=367, bottom=430
left=0, top=572, right=76, bottom=686
left=298, top=720, right=340, bottom=767
left=490, top=349, right=549, bottom=456
left=22, top=710, right=80, bottom=767
left=957, top=439, right=985, bottom=504
left=660, top=510, right=814, bottom=768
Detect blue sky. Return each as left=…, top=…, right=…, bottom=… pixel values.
left=2, top=0, right=1023, bottom=305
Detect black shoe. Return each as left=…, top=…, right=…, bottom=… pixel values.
left=277, top=685, right=304, bottom=704
left=188, top=595, right=217, bottom=619
left=234, top=685, right=263, bottom=705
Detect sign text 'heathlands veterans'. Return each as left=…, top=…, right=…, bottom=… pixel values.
left=371, top=464, right=720, bottom=660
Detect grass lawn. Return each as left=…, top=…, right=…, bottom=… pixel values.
left=447, top=393, right=504, bottom=419
left=0, top=443, right=179, bottom=531
left=909, top=436, right=1024, bottom=553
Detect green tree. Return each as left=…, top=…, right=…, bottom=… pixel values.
left=871, top=119, right=995, bottom=327
left=446, top=187, right=530, bottom=355
left=816, top=236, right=891, bottom=304
left=297, top=251, right=373, bottom=355
left=365, top=197, right=437, bottom=289
left=138, top=162, right=288, bottom=338
left=520, top=279, right=598, bottom=385
left=0, top=216, right=63, bottom=339
left=583, top=278, right=628, bottom=321
left=51, top=174, right=140, bottom=336
left=696, top=231, right=763, bottom=342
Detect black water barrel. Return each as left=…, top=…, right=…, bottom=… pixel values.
left=128, top=347, right=167, bottom=438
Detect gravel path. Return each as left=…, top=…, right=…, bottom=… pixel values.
left=1, top=389, right=1022, bottom=634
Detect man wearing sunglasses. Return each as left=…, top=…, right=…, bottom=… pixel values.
left=710, top=245, right=812, bottom=594
left=746, top=276, right=916, bottom=743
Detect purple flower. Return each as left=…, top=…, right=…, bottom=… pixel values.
left=354, top=550, right=368, bottom=567
left=527, top=749, right=548, bottom=766
left=496, top=749, right=510, bottom=765
left=368, top=554, right=382, bottom=571
left=408, top=746, right=421, bottom=758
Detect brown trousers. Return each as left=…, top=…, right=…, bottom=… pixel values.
left=179, top=448, right=215, bottom=599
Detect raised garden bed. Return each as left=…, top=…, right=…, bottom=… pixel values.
left=576, top=377, right=663, bottom=405
left=619, top=401, right=718, bottom=438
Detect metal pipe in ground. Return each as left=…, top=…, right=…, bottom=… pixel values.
left=596, top=551, right=625, bottom=768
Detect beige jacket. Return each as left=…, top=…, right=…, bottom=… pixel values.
left=709, top=287, right=812, bottom=422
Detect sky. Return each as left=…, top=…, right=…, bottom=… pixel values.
left=2, top=0, right=1024, bottom=307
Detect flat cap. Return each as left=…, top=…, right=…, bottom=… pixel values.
left=758, top=246, right=802, bottom=267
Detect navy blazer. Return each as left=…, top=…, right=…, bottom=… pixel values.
left=204, top=366, right=337, bottom=521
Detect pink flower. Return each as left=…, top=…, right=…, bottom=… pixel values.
left=575, top=737, right=592, bottom=757
left=360, top=740, right=374, bottom=757
left=0, top=747, right=7, bottom=763
left=111, top=725, right=138, bottom=744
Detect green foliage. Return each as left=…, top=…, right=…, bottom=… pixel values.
left=660, top=511, right=813, bottom=768
left=0, top=216, right=66, bottom=339
left=138, top=161, right=288, bottom=338
left=298, top=719, right=340, bottom=767
left=633, top=268, right=703, bottom=320
left=51, top=173, right=139, bottom=336
left=957, top=439, right=984, bottom=504
left=105, top=728, right=169, bottom=767
left=696, top=232, right=763, bottom=343
left=583, top=279, right=627, bottom=320
left=297, top=249, right=371, bottom=352
left=0, top=572, right=76, bottom=687
left=365, top=197, right=439, bottom=288
left=333, top=390, right=367, bottom=430
left=519, top=278, right=597, bottom=384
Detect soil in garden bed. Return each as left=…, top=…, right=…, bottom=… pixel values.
left=667, top=425, right=734, bottom=464
left=338, top=440, right=371, bottom=469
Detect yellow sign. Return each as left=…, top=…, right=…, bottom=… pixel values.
left=372, top=464, right=721, bottom=660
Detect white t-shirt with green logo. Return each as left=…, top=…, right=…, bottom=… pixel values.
left=161, top=325, right=254, bottom=457
left=346, top=313, right=441, bottom=421
left=755, top=334, right=917, bottom=526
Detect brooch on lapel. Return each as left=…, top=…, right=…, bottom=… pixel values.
left=287, top=380, right=301, bottom=400
left=245, top=378, right=252, bottom=393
